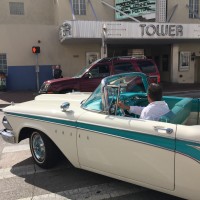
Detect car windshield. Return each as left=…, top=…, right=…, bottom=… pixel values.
left=73, top=59, right=101, bottom=78
left=82, top=72, right=148, bottom=112
left=81, top=84, right=102, bottom=111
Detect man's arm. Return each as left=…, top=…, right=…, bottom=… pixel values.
left=129, top=106, right=144, bottom=115
left=117, top=101, right=144, bottom=115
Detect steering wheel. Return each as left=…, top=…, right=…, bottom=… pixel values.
left=109, top=99, right=125, bottom=116
left=115, top=103, right=126, bottom=116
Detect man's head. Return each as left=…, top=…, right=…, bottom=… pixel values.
left=147, top=83, right=162, bottom=102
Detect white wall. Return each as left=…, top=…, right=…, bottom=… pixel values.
left=0, top=25, right=58, bottom=65
left=0, top=0, right=55, bottom=25
left=167, top=0, right=200, bottom=23
left=1, top=0, right=200, bottom=84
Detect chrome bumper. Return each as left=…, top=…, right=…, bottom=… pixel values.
left=0, top=129, right=15, bottom=144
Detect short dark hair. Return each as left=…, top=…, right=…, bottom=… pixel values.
left=148, top=83, right=162, bottom=101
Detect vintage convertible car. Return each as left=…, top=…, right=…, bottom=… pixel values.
left=1, top=72, right=200, bottom=199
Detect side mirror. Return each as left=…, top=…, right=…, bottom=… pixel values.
left=84, top=73, right=90, bottom=78
left=84, top=72, right=92, bottom=78
left=60, top=102, right=70, bottom=112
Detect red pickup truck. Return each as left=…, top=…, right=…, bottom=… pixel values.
left=39, top=56, right=160, bottom=94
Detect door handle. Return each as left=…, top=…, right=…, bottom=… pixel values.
left=154, top=126, right=173, bottom=134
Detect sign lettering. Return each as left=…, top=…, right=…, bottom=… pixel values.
left=140, top=24, right=183, bottom=37
left=115, top=0, right=156, bottom=20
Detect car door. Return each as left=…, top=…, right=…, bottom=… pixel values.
left=77, top=113, right=176, bottom=190
left=79, top=64, right=110, bottom=92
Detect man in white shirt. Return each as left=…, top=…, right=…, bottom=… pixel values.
left=117, top=83, right=170, bottom=121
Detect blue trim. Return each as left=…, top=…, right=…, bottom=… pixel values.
left=6, top=111, right=200, bottom=163
left=6, top=112, right=175, bottom=151
left=6, top=112, right=77, bottom=127
left=176, top=139, right=200, bottom=162
left=77, top=122, right=175, bottom=151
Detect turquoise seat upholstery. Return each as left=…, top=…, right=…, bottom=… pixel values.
left=160, top=98, right=192, bottom=124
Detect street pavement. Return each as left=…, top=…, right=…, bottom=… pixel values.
left=0, top=84, right=199, bottom=200
left=0, top=91, right=38, bottom=108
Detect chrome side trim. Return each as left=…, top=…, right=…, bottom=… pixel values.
left=188, top=145, right=200, bottom=151
left=0, top=129, right=15, bottom=144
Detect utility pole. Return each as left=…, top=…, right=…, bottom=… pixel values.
left=35, top=54, right=39, bottom=91
left=32, top=46, right=40, bottom=91
left=101, top=23, right=107, bottom=58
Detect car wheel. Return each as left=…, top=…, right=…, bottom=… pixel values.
left=30, top=130, right=58, bottom=169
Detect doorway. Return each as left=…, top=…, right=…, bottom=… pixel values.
left=195, top=57, right=200, bottom=83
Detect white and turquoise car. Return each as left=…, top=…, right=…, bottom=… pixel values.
left=1, top=72, right=200, bottom=200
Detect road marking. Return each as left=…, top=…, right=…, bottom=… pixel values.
left=2, top=144, right=30, bottom=153
left=17, top=182, right=145, bottom=200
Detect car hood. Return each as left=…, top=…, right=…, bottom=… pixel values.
left=45, top=77, right=75, bottom=84
left=35, top=92, right=91, bottom=102
left=3, top=92, right=91, bottom=120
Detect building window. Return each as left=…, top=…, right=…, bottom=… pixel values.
left=189, top=0, right=199, bottom=18
left=72, top=0, right=86, bottom=15
left=9, top=2, right=24, bottom=15
left=0, top=54, right=7, bottom=74
left=156, top=0, right=167, bottom=22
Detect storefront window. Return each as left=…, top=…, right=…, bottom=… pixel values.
left=179, top=52, right=190, bottom=71
left=0, top=54, right=7, bottom=74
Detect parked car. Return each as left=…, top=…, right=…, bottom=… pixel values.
left=39, top=56, right=160, bottom=94
left=1, top=72, right=200, bottom=199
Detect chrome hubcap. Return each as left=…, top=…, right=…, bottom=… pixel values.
left=32, top=133, right=45, bottom=162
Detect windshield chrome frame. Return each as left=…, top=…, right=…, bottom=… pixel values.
left=83, top=72, right=149, bottom=114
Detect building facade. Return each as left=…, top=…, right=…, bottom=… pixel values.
left=1, top=0, right=200, bottom=90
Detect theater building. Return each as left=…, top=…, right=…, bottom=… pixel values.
left=1, top=0, right=200, bottom=90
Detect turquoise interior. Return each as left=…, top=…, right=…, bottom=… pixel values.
left=82, top=72, right=200, bottom=125
left=84, top=91, right=200, bottom=125
left=160, top=97, right=193, bottom=124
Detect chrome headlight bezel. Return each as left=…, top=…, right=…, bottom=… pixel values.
left=2, top=116, right=13, bottom=130
left=39, top=83, right=50, bottom=93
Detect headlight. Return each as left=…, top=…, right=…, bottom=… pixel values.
left=39, top=83, right=50, bottom=93
left=2, top=116, right=13, bottom=130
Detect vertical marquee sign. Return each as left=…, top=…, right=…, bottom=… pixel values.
left=115, top=0, right=156, bottom=20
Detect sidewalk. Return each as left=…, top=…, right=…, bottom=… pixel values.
left=161, top=82, right=200, bottom=92
left=0, top=91, right=38, bottom=108
left=0, top=83, right=200, bottom=108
